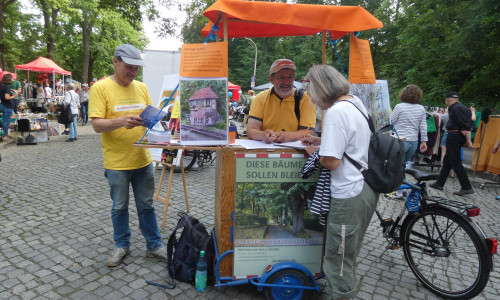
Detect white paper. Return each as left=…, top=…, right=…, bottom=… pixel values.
left=233, top=139, right=286, bottom=149
left=273, top=140, right=306, bottom=150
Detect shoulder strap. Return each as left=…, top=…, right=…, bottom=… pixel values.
left=343, top=100, right=375, bottom=133
left=294, top=88, right=305, bottom=126
left=342, top=100, right=373, bottom=171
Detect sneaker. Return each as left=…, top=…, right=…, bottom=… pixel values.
left=107, top=248, right=130, bottom=267
left=428, top=182, right=443, bottom=191
left=146, top=245, right=168, bottom=261
left=453, top=189, right=474, bottom=196
left=74, top=138, right=77, bottom=141
left=65, top=138, right=74, bottom=142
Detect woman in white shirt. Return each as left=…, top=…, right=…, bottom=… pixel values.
left=63, top=83, right=80, bottom=142
left=44, top=83, right=52, bottom=99
left=390, top=85, right=428, bottom=164
left=301, top=65, right=379, bottom=300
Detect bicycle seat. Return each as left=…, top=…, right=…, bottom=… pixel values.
left=405, top=168, right=440, bottom=182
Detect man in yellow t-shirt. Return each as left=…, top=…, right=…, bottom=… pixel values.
left=89, top=44, right=167, bottom=267
left=247, top=59, right=315, bottom=143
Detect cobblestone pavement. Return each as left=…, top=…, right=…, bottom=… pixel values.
left=0, top=125, right=499, bottom=299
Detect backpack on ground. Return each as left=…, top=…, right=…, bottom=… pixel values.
left=166, top=212, right=215, bottom=286
left=344, top=102, right=405, bottom=194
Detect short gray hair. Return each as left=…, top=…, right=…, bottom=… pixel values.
left=302, top=65, right=350, bottom=106
left=66, top=83, right=75, bottom=91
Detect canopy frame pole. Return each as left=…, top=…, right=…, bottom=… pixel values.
left=223, top=13, right=228, bottom=42
left=53, top=71, right=55, bottom=99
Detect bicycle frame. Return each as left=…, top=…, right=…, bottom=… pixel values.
left=376, top=169, right=496, bottom=299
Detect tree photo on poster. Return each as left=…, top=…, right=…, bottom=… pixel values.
left=233, top=155, right=323, bottom=278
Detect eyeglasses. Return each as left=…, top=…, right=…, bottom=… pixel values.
left=276, top=76, right=295, bottom=81
left=301, top=78, right=310, bottom=83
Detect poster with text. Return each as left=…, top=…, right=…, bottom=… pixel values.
left=233, top=153, right=322, bottom=278
left=350, top=80, right=390, bottom=130
left=179, top=42, right=228, bottom=145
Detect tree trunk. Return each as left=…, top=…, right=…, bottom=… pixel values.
left=0, top=0, right=16, bottom=62
left=38, top=0, right=57, bottom=59
left=81, top=12, right=91, bottom=84
left=288, top=194, right=305, bottom=236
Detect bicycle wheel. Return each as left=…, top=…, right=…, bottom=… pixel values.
left=402, top=206, right=490, bottom=299
left=166, top=152, right=197, bottom=172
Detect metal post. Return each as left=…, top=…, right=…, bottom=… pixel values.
left=244, top=37, right=257, bottom=88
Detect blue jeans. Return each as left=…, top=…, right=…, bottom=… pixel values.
left=80, top=102, right=88, bottom=123
left=69, top=115, right=78, bottom=139
left=104, top=163, right=162, bottom=250
left=1, top=104, right=14, bottom=136
left=403, top=140, right=418, bottom=164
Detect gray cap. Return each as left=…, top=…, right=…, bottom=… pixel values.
left=114, top=44, right=143, bottom=66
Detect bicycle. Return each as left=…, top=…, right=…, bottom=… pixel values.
left=377, top=168, right=497, bottom=299
left=161, top=149, right=216, bottom=172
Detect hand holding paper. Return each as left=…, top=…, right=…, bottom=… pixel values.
left=139, top=105, right=168, bottom=128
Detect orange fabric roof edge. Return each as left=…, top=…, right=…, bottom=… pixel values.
left=201, top=0, right=383, bottom=39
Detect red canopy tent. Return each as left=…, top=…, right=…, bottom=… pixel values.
left=15, top=57, right=72, bottom=98
left=0, top=68, right=17, bottom=80
left=228, top=81, right=241, bottom=101
left=16, top=57, right=71, bottom=75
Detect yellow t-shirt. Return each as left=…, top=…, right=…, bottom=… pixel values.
left=89, top=78, right=152, bottom=170
left=249, top=88, right=316, bottom=132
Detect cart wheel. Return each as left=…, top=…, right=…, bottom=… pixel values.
left=264, top=269, right=311, bottom=300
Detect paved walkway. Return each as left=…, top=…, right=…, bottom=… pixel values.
left=0, top=125, right=499, bottom=299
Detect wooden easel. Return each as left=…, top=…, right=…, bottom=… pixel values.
left=153, top=153, right=190, bottom=229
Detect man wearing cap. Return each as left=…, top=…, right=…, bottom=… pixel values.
left=247, top=59, right=315, bottom=143
left=89, top=44, right=168, bottom=267
left=429, top=91, right=475, bottom=196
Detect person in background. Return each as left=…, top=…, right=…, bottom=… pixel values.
left=241, top=90, right=255, bottom=131
left=301, top=65, right=379, bottom=300
left=44, top=82, right=52, bottom=100
left=63, top=83, right=80, bottom=142
left=0, top=74, right=20, bottom=140
left=493, top=138, right=500, bottom=200
left=247, top=59, right=315, bottom=143
left=390, top=84, right=428, bottom=165
left=80, top=83, right=90, bottom=126
left=439, top=111, right=456, bottom=178
left=9, top=77, right=21, bottom=114
left=35, top=83, right=46, bottom=113
left=429, top=91, right=474, bottom=196
left=493, top=138, right=500, bottom=155
left=89, top=43, right=168, bottom=267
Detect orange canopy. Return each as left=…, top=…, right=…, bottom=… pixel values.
left=202, top=0, right=383, bottom=39
left=16, top=57, right=72, bottom=75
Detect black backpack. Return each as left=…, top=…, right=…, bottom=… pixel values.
left=294, top=88, right=305, bottom=126
left=344, top=102, right=405, bottom=194
left=166, top=212, right=215, bottom=285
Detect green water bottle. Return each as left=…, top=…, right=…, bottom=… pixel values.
left=195, top=251, right=207, bottom=292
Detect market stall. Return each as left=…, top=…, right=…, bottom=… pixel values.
left=198, top=0, right=383, bottom=278
left=16, top=57, right=72, bottom=106
left=136, top=1, right=374, bottom=281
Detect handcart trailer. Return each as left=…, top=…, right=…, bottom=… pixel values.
left=212, top=229, right=323, bottom=300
